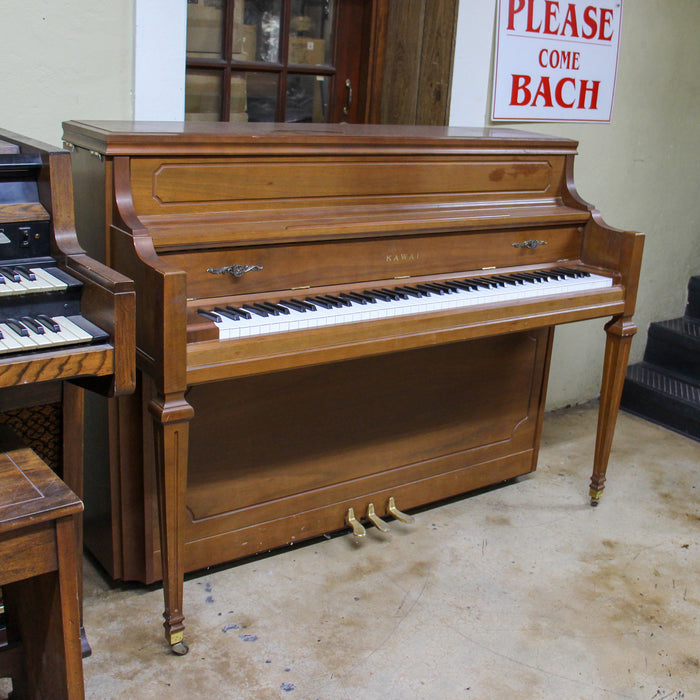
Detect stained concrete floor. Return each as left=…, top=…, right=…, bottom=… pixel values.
left=59, top=405, right=700, bottom=697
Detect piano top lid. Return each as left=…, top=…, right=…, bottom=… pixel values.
left=62, top=121, right=579, bottom=158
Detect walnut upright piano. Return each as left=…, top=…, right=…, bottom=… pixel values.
left=62, top=121, right=643, bottom=655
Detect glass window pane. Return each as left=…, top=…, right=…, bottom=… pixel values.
left=185, top=71, right=222, bottom=121
left=187, top=0, right=225, bottom=59
left=245, top=72, right=280, bottom=122
left=285, top=74, right=330, bottom=123
left=288, top=0, right=335, bottom=66
left=233, top=0, right=282, bottom=63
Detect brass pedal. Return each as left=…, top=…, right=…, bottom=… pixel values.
left=367, top=503, right=389, bottom=532
left=346, top=507, right=366, bottom=537
left=387, top=497, right=414, bottom=524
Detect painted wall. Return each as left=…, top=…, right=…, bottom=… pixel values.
left=451, top=0, right=700, bottom=408
left=0, top=0, right=135, bottom=146
left=2, top=0, right=697, bottom=410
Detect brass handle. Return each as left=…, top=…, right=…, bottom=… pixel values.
left=343, top=78, right=353, bottom=116
left=512, top=240, right=548, bottom=249
left=206, top=264, right=263, bottom=277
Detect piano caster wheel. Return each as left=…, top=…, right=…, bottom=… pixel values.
left=387, top=497, right=414, bottom=524
left=170, top=640, right=189, bottom=656
left=589, top=488, right=604, bottom=507
left=346, top=507, right=366, bottom=538
left=367, top=503, right=390, bottom=532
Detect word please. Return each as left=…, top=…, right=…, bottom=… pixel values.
left=508, top=0, right=616, bottom=41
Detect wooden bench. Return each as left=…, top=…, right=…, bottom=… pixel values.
left=0, top=430, right=84, bottom=699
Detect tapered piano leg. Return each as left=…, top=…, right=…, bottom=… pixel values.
left=149, top=392, right=194, bottom=655
left=589, top=316, right=637, bottom=505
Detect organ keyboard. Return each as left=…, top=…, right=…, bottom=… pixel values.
left=62, top=121, right=643, bottom=655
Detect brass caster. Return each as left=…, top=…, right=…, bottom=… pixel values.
left=387, top=497, right=414, bottom=524
left=367, top=503, right=390, bottom=532
left=170, top=640, right=189, bottom=656
left=589, top=487, right=604, bottom=507
left=346, top=507, right=366, bottom=537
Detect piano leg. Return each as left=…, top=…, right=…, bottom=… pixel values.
left=148, top=392, right=194, bottom=655
left=590, top=316, right=637, bottom=505
left=61, top=382, right=91, bottom=657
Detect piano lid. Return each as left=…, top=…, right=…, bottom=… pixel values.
left=62, top=121, right=580, bottom=158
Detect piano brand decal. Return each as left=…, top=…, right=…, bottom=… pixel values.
left=492, top=0, right=622, bottom=123
left=386, top=252, right=421, bottom=264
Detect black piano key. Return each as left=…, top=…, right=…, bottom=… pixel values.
left=197, top=308, right=222, bottom=322
left=20, top=316, right=44, bottom=334
left=13, top=266, right=37, bottom=281
left=305, top=296, right=333, bottom=309
left=5, top=318, right=29, bottom=337
left=279, top=299, right=308, bottom=312
left=263, top=301, right=289, bottom=316
left=254, top=302, right=280, bottom=316
left=380, top=287, right=408, bottom=300
left=291, top=297, right=317, bottom=311
left=363, top=289, right=393, bottom=302
left=452, top=280, right=479, bottom=291
left=226, top=306, right=252, bottom=319
left=395, top=286, right=426, bottom=298
left=36, top=314, right=61, bottom=332
left=491, top=275, right=519, bottom=285
left=324, top=294, right=352, bottom=307
left=339, top=292, right=368, bottom=305
left=0, top=267, right=21, bottom=283
left=242, top=304, right=269, bottom=317
left=214, top=307, right=242, bottom=321
left=509, top=273, right=535, bottom=283
left=429, top=282, right=459, bottom=294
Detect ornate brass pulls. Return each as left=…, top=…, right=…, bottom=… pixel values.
left=206, top=264, right=263, bottom=277
left=512, top=239, right=548, bottom=249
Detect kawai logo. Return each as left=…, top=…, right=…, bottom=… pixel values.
left=386, top=252, right=421, bottom=263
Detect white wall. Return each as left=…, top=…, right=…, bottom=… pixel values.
left=451, top=0, right=700, bottom=408
left=0, top=0, right=135, bottom=146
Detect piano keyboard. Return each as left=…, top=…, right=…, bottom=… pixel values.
left=199, top=267, right=614, bottom=341
left=0, top=266, right=70, bottom=296
left=0, top=314, right=109, bottom=355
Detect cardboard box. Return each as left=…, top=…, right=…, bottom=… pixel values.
left=229, top=75, right=247, bottom=113
left=288, top=37, right=326, bottom=66
left=187, top=0, right=224, bottom=58
left=232, top=24, right=257, bottom=62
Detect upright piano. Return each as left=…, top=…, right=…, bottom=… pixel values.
left=62, top=121, right=643, bottom=655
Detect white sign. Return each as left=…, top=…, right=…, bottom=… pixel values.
left=492, top=0, right=623, bottom=122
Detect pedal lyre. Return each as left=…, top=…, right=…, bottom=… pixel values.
left=387, top=497, right=414, bottom=524
left=346, top=507, right=366, bottom=537
left=367, top=503, right=389, bottom=532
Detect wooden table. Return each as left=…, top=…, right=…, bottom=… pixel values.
left=0, top=433, right=84, bottom=699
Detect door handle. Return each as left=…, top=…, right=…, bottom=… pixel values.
left=343, top=78, right=353, bottom=115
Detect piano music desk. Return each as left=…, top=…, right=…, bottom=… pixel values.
left=0, top=433, right=84, bottom=699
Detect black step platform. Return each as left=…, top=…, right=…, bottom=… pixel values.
left=621, top=276, right=700, bottom=440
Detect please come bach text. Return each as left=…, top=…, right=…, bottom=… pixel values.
left=492, top=0, right=623, bottom=122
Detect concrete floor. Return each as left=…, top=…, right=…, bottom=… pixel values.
left=45, top=405, right=700, bottom=698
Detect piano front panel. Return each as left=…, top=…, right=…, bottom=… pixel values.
left=166, top=225, right=587, bottom=301
left=129, top=154, right=567, bottom=223
left=137, top=329, right=549, bottom=579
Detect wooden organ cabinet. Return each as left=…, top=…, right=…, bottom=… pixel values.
left=0, top=128, right=134, bottom=486
left=0, top=129, right=135, bottom=686
left=62, top=121, right=643, bottom=655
